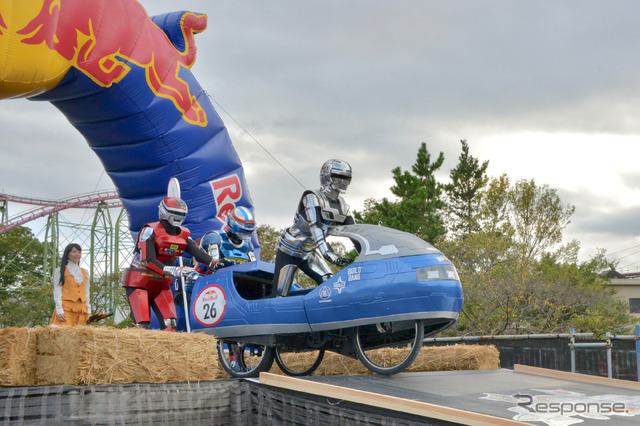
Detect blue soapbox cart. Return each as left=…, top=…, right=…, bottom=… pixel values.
left=175, top=224, right=463, bottom=377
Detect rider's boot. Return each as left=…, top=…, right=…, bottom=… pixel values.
left=134, top=321, right=150, bottom=329
left=163, top=318, right=177, bottom=332
left=229, top=355, right=241, bottom=372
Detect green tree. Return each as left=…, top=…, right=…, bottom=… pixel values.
left=90, top=271, right=130, bottom=327
left=0, top=226, right=52, bottom=326
left=510, top=179, right=575, bottom=268
left=443, top=236, right=631, bottom=337
left=439, top=175, right=629, bottom=337
left=355, top=143, right=447, bottom=243
left=528, top=249, right=630, bottom=336
left=478, top=174, right=513, bottom=237
left=256, top=224, right=282, bottom=263
left=444, top=140, right=489, bottom=238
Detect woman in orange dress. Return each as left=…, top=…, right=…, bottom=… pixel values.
left=49, top=243, right=91, bottom=326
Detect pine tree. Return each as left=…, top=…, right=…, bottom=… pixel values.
left=444, top=140, right=489, bottom=238
left=355, top=142, right=447, bottom=243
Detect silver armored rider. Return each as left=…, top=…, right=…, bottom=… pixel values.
left=273, top=159, right=355, bottom=297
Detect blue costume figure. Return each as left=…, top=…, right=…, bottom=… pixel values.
left=195, top=206, right=257, bottom=275
left=176, top=207, right=256, bottom=310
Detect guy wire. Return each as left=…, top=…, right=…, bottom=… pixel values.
left=205, top=91, right=307, bottom=190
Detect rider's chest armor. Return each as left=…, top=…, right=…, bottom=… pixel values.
left=150, top=222, right=189, bottom=263
left=219, top=234, right=252, bottom=263
left=316, top=191, right=349, bottom=226
left=295, top=190, right=349, bottom=231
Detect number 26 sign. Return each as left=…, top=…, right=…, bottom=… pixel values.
left=193, top=285, right=226, bottom=326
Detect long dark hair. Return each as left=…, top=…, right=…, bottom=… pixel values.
left=59, top=243, right=82, bottom=286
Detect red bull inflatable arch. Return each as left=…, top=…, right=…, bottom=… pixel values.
left=0, top=0, right=256, bottom=248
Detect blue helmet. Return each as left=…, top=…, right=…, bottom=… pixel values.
left=227, top=206, right=256, bottom=240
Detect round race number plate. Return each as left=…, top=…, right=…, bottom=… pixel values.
left=193, top=285, right=226, bottom=326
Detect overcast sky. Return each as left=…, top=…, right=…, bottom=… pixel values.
left=2, top=0, right=640, bottom=270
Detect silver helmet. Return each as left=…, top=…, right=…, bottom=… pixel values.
left=320, top=159, right=352, bottom=199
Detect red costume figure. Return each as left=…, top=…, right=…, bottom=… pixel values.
left=122, top=197, right=216, bottom=330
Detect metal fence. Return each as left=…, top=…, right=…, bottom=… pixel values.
left=425, top=325, right=640, bottom=382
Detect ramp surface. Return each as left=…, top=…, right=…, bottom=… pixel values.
left=260, top=365, right=640, bottom=425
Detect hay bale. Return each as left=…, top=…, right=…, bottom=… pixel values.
left=35, top=326, right=222, bottom=385
left=307, top=351, right=368, bottom=376
left=36, top=326, right=84, bottom=385
left=406, top=344, right=500, bottom=372
left=1, top=325, right=499, bottom=385
left=0, top=327, right=38, bottom=386
left=270, top=344, right=500, bottom=376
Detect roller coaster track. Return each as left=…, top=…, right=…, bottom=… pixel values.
left=0, top=191, right=122, bottom=234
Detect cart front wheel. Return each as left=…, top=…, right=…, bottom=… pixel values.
left=274, top=347, right=325, bottom=376
left=353, top=320, right=424, bottom=375
left=217, top=339, right=275, bottom=378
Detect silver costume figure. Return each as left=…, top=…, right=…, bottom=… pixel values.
left=273, top=159, right=355, bottom=297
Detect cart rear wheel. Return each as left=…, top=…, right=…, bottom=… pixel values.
left=274, top=347, right=325, bottom=376
left=217, top=339, right=275, bottom=378
left=353, top=320, right=424, bottom=375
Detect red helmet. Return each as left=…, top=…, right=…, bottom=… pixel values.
left=158, top=197, right=188, bottom=226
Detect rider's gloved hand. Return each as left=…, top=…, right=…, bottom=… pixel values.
left=323, top=251, right=352, bottom=267
left=180, top=266, right=195, bottom=276
left=163, top=266, right=195, bottom=277
left=219, top=258, right=236, bottom=268
left=163, top=266, right=178, bottom=276
left=336, top=257, right=354, bottom=267
left=210, top=258, right=235, bottom=271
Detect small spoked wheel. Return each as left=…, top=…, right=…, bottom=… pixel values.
left=217, top=339, right=275, bottom=378
left=353, top=320, right=424, bottom=375
left=274, top=347, right=325, bottom=376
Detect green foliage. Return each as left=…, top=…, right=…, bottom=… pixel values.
left=478, top=174, right=513, bottom=237
left=0, top=226, right=52, bottom=327
left=256, top=224, right=282, bottom=263
left=355, top=142, right=447, bottom=243
left=440, top=233, right=633, bottom=337
left=0, top=279, right=54, bottom=327
left=114, top=316, right=134, bottom=329
left=90, top=271, right=130, bottom=327
left=510, top=179, right=575, bottom=266
left=444, top=140, right=489, bottom=238
left=0, top=226, right=46, bottom=288
left=429, top=141, right=629, bottom=337
left=533, top=250, right=631, bottom=336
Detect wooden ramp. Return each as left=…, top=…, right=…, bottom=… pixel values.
left=259, top=365, right=640, bottom=425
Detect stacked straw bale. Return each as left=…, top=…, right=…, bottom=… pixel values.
left=38, top=326, right=222, bottom=385
left=1, top=326, right=222, bottom=386
left=0, top=326, right=499, bottom=386
left=0, top=327, right=38, bottom=386
left=269, top=344, right=500, bottom=376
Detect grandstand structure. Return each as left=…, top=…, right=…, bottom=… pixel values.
left=0, top=191, right=135, bottom=316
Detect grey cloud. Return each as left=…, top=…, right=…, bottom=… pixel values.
left=573, top=206, right=640, bottom=236
left=3, top=0, right=640, bottom=266
left=562, top=186, right=640, bottom=236
left=619, top=171, right=640, bottom=191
